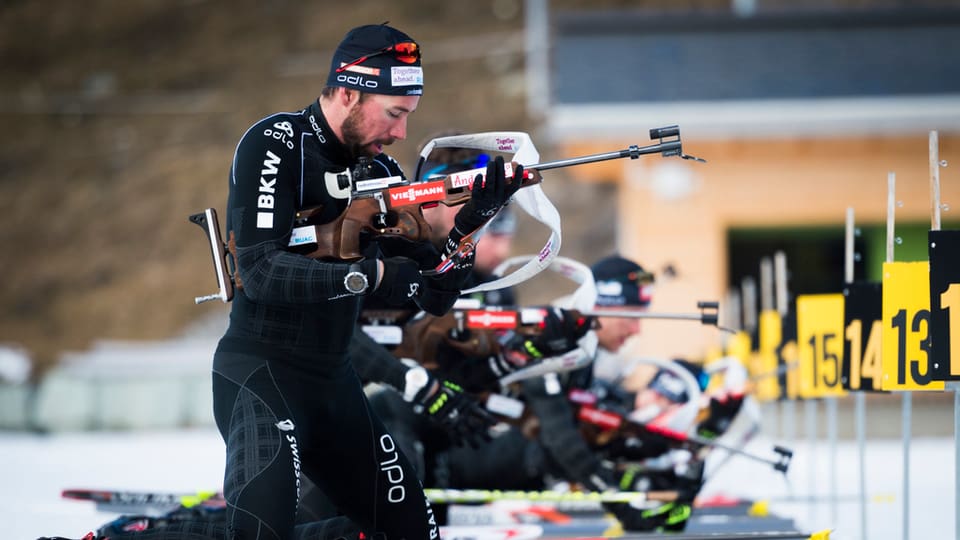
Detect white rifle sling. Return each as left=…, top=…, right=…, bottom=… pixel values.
left=492, top=256, right=601, bottom=385
left=418, top=132, right=562, bottom=293
left=498, top=347, right=593, bottom=386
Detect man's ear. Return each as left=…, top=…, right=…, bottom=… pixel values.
left=338, top=87, right=360, bottom=107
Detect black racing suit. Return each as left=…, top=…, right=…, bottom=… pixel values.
left=363, top=272, right=516, bottom=488
left=214, top=100, right=443, bottom=540
left=107, top=101, right=441, bottom=540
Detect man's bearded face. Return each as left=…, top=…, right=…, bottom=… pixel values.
left=341, top=102, right=381, bottom=159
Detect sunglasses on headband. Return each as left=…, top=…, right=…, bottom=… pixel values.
left=628, top=269, right=655, bottom=285
left=335, top=41, right=420, bottom=73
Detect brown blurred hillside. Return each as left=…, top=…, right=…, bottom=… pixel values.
left=2, top=0, right=949, bottom=376
left=0, top=0, right=638, bottom=374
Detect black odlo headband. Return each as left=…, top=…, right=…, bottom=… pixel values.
left=327, top=24, right=423, bottom=96
left=592, top=256, right=654, bottom=307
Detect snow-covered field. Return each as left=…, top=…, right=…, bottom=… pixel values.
left=2, top=428, right=954, bottom=540
left=5, top=429, right=225, bottom=540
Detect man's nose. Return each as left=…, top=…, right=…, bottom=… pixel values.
left=389, top=118, right=407, bottom=140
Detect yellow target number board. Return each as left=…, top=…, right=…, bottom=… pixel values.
left=796, top=294, right=847, bottom=398
left=881, top=261, right=944, bottom=391
left=842, top=282, right=884, bottom=391
left=929, top=230, right=960, bottom=381
left=755, top=310, right=783, bottom=402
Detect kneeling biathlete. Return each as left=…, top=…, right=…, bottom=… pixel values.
left=40, top=22, right=522, bottom=540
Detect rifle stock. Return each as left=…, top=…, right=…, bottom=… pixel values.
left=288, top=198, right=430, bottom=261
left=288, top=162, right=541, bottom=261
left=387, top=306, right=546, bottom=369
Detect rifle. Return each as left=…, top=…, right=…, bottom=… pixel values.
left=293, top=125, right=703, bottom=269
left=386, top=301, right=721, bottom=384
left=190, top=126, right=705, bottom=303
left=574, top=400, right=793, bottom=474
left=576, top=301, right=721, bottom=328
left=388, top=305, right=586, bottom=375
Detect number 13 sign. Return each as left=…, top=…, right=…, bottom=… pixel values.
left=881, top=261, right=944, bottom=391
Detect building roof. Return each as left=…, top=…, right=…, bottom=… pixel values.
left=546, top=8, right=960, bottom=139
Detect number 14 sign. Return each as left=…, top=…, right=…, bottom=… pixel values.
left=929, top=230, right=960, bottom=381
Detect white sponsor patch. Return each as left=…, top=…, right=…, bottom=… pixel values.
left=519, top=308, right=544, bottom=325
left=449, top=163, right=513, bottom=189
left=485, top=394, right=524, bottom=419
left=448, top=167, right=484, bottom=189
left=596, top=279, right=624, bottom=297
left=452, top=298, right=482, bottom=310
left=257, top=212, right=274, bottom=229
left=355, top=175, right=404, bottom=193
left=362, top=325, right=403, bottom=345
left=288, top=225, right=317, bottom=246
left=391, top=66, right=423, bottom=87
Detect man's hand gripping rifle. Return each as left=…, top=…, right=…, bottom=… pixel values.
left=189, top=126, right=704, bottom=304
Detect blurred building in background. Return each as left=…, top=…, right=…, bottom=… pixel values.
left=536, top=4, right=960, bottom=360
left=3, top=1, right=959, bottom=434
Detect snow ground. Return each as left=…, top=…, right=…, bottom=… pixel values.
left=2, top=428, right=954, bottom=540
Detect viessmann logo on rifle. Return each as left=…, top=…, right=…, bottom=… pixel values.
left=387, top=180, right=446, bottom=206
left=465, top=310, right=518, bottom=329
left=577, top=406, right=623, bottom=430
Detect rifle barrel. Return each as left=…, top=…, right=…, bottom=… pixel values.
left=529, top=140, right=681, bottom=172
left=578, top=310, right=703, bottom=321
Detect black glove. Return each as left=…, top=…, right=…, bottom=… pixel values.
left=363, top=257, right=423, bottom=306
left=533, top=307, right=594, bottom=356
left=584, top=461, right=692, bottom=533
left=414, top=252, right=476, bottom=316
left=605, top=501, right=692, bottom=533
left=697, top=394, right=745, bottom=439
left=499, top=307, right=594, bottom=368
left=406, top=368, right=495, bottom=448
left=452, top=155, right=523, bottom=236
